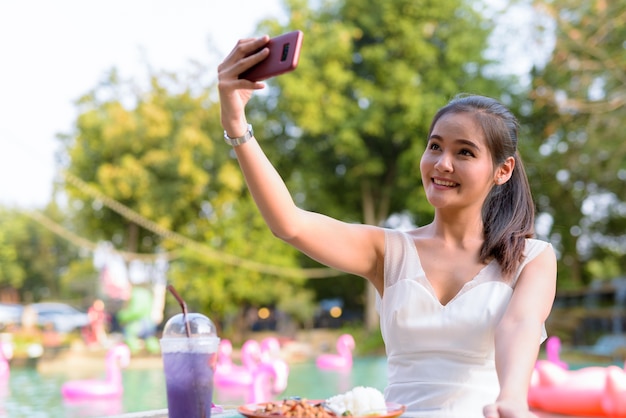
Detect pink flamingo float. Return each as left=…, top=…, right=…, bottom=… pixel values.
left=544, top=336, right=568, bottom=369
left=316, top=333, right=355, bottom=370
left=214, top=339, right=283, bottom=403
left=61, top=343, right=131, bottom=400
left=243, top=361, right=279, bottom=403
left=529, top=359, right=626, bottom=417
left=215, top=339, right=261, bottom=387
left=0, top=341, right=12, bottom=379
left=260, top=337, right=289, bottom=393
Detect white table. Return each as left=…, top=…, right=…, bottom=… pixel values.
left=104, top=407, right=242, bottom=418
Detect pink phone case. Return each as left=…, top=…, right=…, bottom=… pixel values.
left=240, top=31, right=303, bottom=82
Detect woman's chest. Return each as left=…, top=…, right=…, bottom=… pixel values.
left=380, top=280, right=513, bottom=354
left=417, top=251, right=491, bottom=305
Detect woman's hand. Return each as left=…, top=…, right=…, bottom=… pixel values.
left=483, top=400, right=538, bottom=418
left=217, top=36, right=270, bottom=137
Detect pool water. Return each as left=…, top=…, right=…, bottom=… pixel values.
left=0, top=357, right=387, bottom=418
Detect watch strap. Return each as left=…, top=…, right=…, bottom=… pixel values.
left=223, top=124, right=254, bottom=146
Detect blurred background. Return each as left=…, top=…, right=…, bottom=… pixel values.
left=0, top=1, right=624, bottom=414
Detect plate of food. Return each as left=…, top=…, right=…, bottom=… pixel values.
left=237, top=386, right=406, bottom=418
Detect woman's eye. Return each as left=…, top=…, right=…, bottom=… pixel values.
left=459, top=149, right=475, bottom=157
left=429, top=143, right=441, bottom=150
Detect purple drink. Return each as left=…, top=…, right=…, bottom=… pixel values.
left=160, top=313, right=220, bottom=418
left=163, top=351, right=215, bottom=418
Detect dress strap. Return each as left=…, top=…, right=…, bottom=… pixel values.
left=511, top=239, right=552, bottom=287
left=383, top=229, right=423, bottom=289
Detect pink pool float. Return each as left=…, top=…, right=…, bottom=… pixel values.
left=250, top=361, right=281, bottom=403
left=215, top=339, right=283, bottom=403
left=215, top=339, right=261, bottom=387
left=0, top=341, right=12, bottom=379
left=529, top=359, right=626, bottom=417
left=217, top=360, right=279, bottom=404
left=545, top=336, right=568, bottom=369
left=61, top=343, right=131, bottom=400
left=316, top=333, right=355, bottom=370
left=260, top=337, right=289, bottom=393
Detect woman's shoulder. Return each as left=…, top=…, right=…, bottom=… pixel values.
left=383, top=226, right=433, bottom=250
left=516, top=238, right=555, bottom=276
left=383, top=225, right=430, bottom=238
left=524, top=238, right=553, bottom=257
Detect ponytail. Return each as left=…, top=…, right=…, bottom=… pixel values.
left=481, top=151, right=534, bottom=277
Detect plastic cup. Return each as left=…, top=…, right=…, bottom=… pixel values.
left=160, top=313, right=220, bottom=418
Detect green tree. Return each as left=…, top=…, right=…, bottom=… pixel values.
left=59, top=68, right=315, bottom=328
left=0, top=209, right=27, bottom=293
left=0, top=206, right=81, bottom=303
left=61, top=69, right=221, bottom=253
left=250, top=0, right=514, bottom=329
left=525, top=0, right=626, bottom=288
left=167, top=196, right=315, bottom=337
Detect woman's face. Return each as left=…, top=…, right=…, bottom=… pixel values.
left=420, top=112, right=498, bottom=212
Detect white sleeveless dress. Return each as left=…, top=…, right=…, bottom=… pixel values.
left=377, top=229, right=550, bottom=417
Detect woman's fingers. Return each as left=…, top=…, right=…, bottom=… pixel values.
left=483, top=404, right=498, bottom=418
left=483, top=403, right=538, bottom=418
left=217, top=36, right=270, bottom=133
left=218, top=36, right=270, bottom=81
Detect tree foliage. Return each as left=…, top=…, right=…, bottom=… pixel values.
left=0, top=206, right=81, bottom=302
left=59, top=68, right=314, bottom=330
left=61, top=69, right=221, bottom=252
left=248, top=0, right=515, bottom=328
left=257, top=0, right=506, bottom=225
left=0, top=209, right=27, bottom=292
left=525, top=0, right=626, bottom=287
left=13, top=0, right=621, bottom=334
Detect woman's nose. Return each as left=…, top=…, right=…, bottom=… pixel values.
left=434, top=153, right=453, bottom=172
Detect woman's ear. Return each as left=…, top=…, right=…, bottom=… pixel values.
left=495, top=156, right=515, bottom=185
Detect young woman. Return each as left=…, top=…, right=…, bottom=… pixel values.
left=217, top=36, right=557, bottom=418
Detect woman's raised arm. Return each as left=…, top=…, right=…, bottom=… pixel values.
left=217, top=37, right=385, bottom=289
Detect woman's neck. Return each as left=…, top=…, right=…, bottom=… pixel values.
left=428, top=211, right=484, bottom=248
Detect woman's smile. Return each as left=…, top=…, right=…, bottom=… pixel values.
left=432, top=177, right=459, bottom=188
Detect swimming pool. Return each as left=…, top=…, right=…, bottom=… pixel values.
left=1, top=357, right=387, bottom=418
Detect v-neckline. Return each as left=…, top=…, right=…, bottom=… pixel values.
left=406, top=233, right=496, bottom=306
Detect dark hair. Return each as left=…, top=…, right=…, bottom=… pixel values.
left=428, top=94, right=535, bottom=277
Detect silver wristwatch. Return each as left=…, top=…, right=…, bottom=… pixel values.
left=223, top=124, right=254, bottom=146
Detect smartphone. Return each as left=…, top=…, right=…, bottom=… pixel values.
left=239, top=30, right=304, bottom=82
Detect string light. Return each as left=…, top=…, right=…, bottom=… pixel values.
left=28, top=171, right=342, bottom=279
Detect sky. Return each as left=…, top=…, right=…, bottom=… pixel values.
left=0, top=0, right=548, bottom=209
left=0, top=0, right=284, bottom=208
